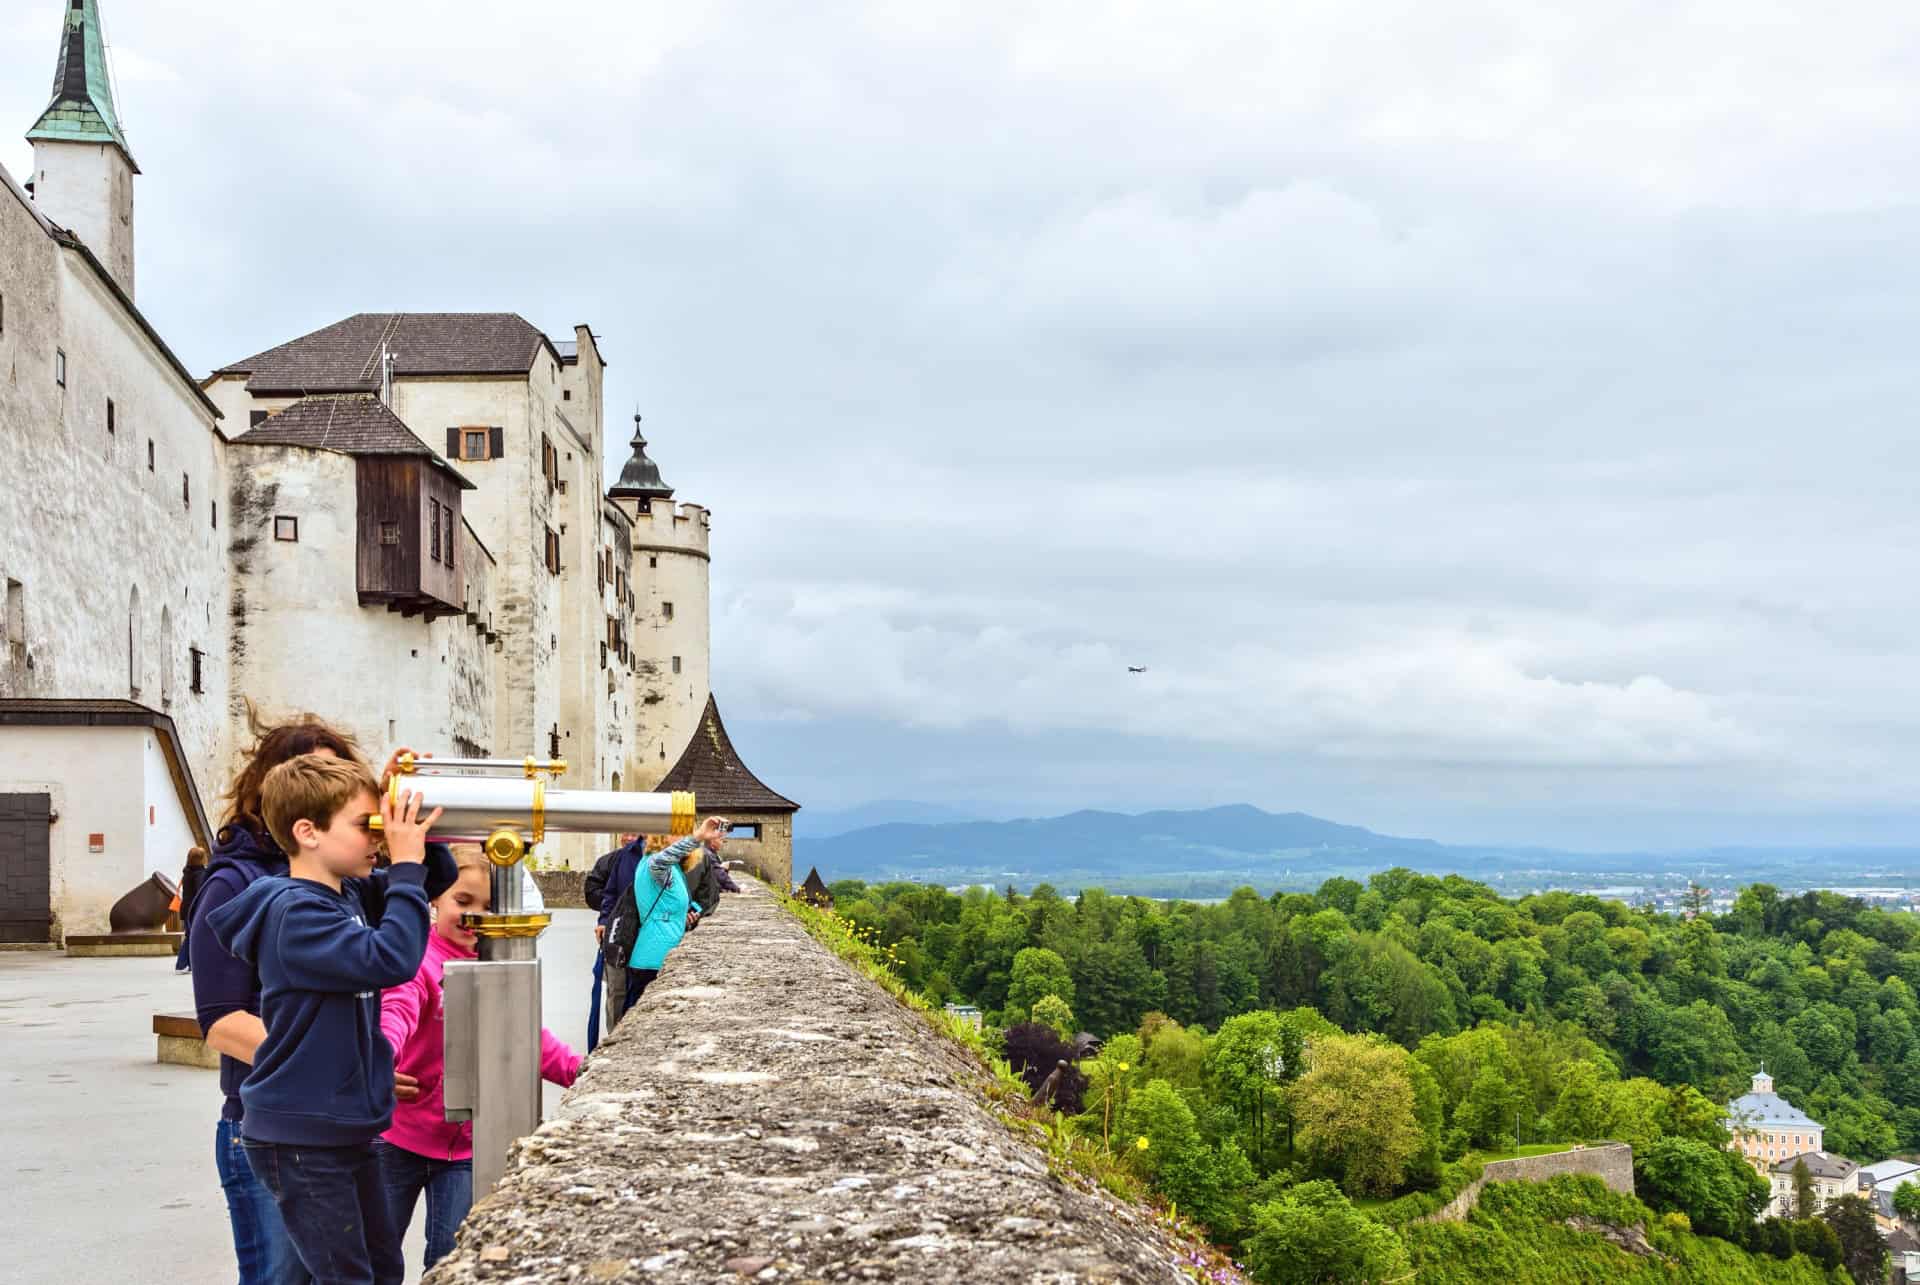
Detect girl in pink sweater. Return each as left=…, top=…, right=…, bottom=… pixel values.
left=375, top=848, right=580, bottom=1270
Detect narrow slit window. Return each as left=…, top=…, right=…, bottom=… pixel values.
left=274, top=516, right=298, bottom=542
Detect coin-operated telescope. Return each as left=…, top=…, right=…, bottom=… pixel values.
left=372, top=755, right=694, bottom=1192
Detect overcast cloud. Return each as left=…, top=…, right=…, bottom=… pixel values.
left=7, top=1, right=1920, bottom=847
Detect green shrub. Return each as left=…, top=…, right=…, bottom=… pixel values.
left=1368, top=1156, right=1485, bottom=1227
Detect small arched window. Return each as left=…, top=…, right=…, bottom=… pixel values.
left=159, top=606, right=174, bottom=706
left=127, top=585, right=142, bottom=697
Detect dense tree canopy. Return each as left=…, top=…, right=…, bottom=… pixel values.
left=834, top=871, right=1920, bottom=1159
left=828, top=870, right=1909, bottom=1281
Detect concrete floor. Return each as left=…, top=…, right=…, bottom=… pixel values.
left=0, top=909, right=603, bottom=1285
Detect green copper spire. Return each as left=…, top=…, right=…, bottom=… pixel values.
left=26, top=0, right=138, bottom=171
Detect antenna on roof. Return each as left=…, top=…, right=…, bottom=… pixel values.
left=380, top=343, right=397, bottom=407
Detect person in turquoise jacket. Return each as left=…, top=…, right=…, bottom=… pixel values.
left=605, top=816, right=728, bottom=1018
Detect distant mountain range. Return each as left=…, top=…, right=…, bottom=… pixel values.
left=794, top=799, right=984, bottom=839
left=792, top=803, right=1920, bottom=900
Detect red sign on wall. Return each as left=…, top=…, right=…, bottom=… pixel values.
left=88, top=833, right=104, bottom=852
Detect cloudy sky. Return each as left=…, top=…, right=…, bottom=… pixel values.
left=7, top=1, right=1920, bottom=848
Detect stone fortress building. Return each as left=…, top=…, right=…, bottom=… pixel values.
left=0, top=0, right=795, bottom=942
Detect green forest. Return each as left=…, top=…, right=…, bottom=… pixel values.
left=821, top=870, right=1920, bottom=1283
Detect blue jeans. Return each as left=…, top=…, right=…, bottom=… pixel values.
left=215, top=1118, right=306, bottom=1285
left=375, top=1141, right=473, bottom=1270
left=244, top=1140, right=402, bottom=1285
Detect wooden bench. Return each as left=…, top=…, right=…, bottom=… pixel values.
left=153, top=1011, right=218, bottom=1070
left=67, top=931, right=182, bottom=958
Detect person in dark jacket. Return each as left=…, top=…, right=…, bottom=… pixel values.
left=173, top=846, right=210, bottom=971
left=188, top=715, right=455, bottom=1285
left=208, top=752, right=442, bottom=1285
left=585, top=838, right=632, bottom=1032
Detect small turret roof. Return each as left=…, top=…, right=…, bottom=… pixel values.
left=609, top=414, right=674, bottom=500
left=27, top=0, right=137, bottom=170
left=657, top=695, right=799, bottom=813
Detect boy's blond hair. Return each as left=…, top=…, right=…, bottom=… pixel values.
left=261, top=753, right=379, bottom=855
left=449, top=843, right=488, bottom=873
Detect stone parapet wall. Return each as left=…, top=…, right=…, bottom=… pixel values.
left=426, top=879, right=1195, bottom=1283
left=1415, top=1142, right=1636, bottom=1225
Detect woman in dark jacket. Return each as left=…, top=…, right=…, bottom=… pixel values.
left=187, top=715, right=456, bottom=1285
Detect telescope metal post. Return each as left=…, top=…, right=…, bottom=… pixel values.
left=376, top=763, right=697, bottom=1198
left=443, top=839, right=551, bottom=1195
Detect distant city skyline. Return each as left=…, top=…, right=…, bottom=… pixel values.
left=8, top=2, right=1920, bottom=849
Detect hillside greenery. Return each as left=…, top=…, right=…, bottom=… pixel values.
left=823, top=870, right=1915, bottom=1282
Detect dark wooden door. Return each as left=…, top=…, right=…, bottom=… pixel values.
left=0, top=793, right=52, bottom=942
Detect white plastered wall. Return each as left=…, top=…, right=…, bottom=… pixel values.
left=0, top=724, right=195, bottom=938
left=0, top=162, right=229, bottom=816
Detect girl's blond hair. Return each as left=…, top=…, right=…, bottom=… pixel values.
left=644, top=832, right=704, bottom=871
left=449, top=843, right=488, bottom=873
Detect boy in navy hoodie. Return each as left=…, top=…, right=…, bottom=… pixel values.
left=209, top=753, right=443, bottom=1285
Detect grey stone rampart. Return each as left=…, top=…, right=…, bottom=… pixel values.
left=425, top=879, right=1194, bottom=1283
left=1415, top=1142, right=1636, bottom=1225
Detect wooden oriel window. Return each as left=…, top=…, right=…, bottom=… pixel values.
left=444, top=506, right=455, bottom=570
left=429, top=499, right=442, bottom=563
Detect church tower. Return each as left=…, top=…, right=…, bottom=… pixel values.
left=608, top=416, right=711, bottom=788
left=27, top=0, right=138, bottom=297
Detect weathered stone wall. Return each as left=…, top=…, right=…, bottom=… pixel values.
left=1415, top=1143, right=1636, bottom=1225
left=426, top=879, right=1196, bottom=1283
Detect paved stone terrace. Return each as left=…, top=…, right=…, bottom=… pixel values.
left=427, top=880, right=1193, bottom=1284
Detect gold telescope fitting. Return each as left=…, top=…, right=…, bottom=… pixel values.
left=483, top=828, right=527, bottom=867
left=671, top=791, right=695, bottom=836
left=524, top=756, right=567, bottom=780
left=530, top=780, right=547, bottom=845
left=463, top=912, right=551, bottom=938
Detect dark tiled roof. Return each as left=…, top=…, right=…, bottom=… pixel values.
left=1772, top=1151, right=1858, bottom=1180
left=215, top=313, right=556, bottom=393
left=232, top=395, right=473, bottom=489
left=1890, top=1226, right=1919, bottom=1253
left=657, top=695, right=799, bottom=813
